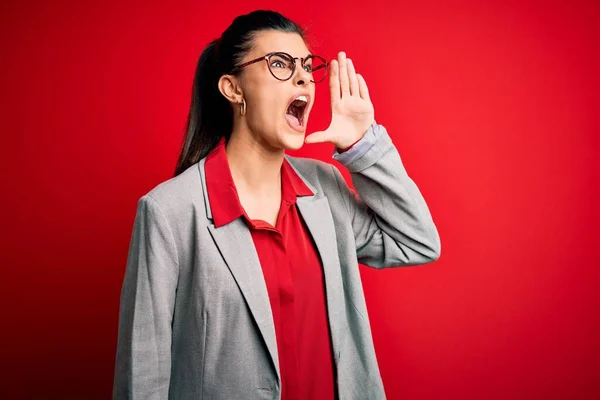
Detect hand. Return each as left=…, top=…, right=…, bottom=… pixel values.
left=304, top=51, right=375, bottom=149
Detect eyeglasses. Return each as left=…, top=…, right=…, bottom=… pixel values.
left=234, top=52, right=329, bottom=83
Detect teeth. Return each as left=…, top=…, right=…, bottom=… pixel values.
left=295, top=95, right=308, bottom=103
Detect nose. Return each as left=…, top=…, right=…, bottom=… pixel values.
left=292, top=61, right=311, bottom=86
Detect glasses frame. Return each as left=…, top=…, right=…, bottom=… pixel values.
left=234, top=52, right=329, bottom=83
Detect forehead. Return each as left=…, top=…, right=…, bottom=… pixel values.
left=249, top=30, right=310, bottom=58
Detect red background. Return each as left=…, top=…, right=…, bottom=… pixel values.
left=2, top=0, right=599, bottom=398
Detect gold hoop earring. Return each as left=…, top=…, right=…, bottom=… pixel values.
left=239, top=98, right=247, bottom=116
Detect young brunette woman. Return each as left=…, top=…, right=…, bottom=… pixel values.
left=113, top=10, right=441, bottom=400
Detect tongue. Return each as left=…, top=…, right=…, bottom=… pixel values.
left=285, top=113, right=301, bottom=129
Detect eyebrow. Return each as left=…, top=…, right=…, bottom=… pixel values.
left=270, top=51, right=313, bottom=59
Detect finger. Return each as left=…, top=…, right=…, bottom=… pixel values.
left=347, top=59, right=360, bottom=96
left=329, top=60, right=340, bottom=104
left=338, top=52, right=350, bottom=97
left=304, top=130, right=331, bottom=144
left=357, top=73, right=371, bottom=102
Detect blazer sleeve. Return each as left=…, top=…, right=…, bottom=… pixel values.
left=113, top=195, right=179, bottom=399
left=331, top=122, right=441, bottom=268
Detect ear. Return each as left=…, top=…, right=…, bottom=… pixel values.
left=218, top=74, right=244, bottom=104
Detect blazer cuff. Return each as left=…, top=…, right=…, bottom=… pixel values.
left=332, top=122, right=394, bottom=172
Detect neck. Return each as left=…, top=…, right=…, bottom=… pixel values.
left=225, top=125, right=284, bottom=196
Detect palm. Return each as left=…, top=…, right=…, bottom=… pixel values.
left=305, top=52, right=375, bottom=149
left=329, top=90, right=374, bottom=142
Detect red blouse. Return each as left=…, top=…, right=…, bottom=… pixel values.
left=204, top=136, right=336, bottom=399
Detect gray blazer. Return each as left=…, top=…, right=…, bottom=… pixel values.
left=113, top=123, right=441, bottom=399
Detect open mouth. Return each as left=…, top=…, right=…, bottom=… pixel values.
left=285, top=95, right=309, bottom=130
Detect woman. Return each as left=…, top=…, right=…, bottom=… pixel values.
left=113, top=9, right=441, bottom=400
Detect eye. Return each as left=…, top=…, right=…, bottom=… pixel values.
left=303, top=64, right=313, bottom=73
left=270, top=60, right=286, bottom=69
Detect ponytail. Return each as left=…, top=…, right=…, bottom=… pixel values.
left=174, top=39, right=233, bottom=176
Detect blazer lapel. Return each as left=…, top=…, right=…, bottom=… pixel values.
left=199, top=158, right=281, bottom=383
left=296, top=196, right=345, bottom=364
left=206, top=220, right=281, bottom=381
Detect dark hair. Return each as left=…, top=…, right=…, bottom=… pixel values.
left=174, top=10, right=305, bottom=176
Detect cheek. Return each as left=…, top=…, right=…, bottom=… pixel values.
left=245, top=95, right=280, bottom=139
left=249, top=86, right=284, bottom=123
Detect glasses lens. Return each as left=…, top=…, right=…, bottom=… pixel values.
left=305, top=56, right=328, bottom=82
left=268, top=53, right=295, bottom=80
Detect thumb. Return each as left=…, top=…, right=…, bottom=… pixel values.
left=304, top=129, right=331, bottom=144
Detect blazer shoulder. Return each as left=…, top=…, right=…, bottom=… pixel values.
left=285, top=154, right=345, bottom=195
left=140, top=162, right=205, bottom=218
left=285, top=153, right=337, bottom=179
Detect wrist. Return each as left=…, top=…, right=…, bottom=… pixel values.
left=337, top=136, right=362, bottom=153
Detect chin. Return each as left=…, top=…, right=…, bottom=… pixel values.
left=279, top=131, right=306, bottom=151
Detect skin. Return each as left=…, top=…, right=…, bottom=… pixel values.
left=217, top=30, right=375, bottom=226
